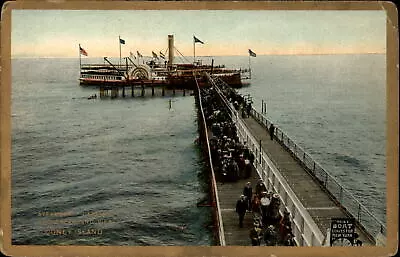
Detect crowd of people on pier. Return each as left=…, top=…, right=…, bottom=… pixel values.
left=237, top=180, right=296, bottom=246
left=200, top=86, right=254, bottom=182
left=199, top=81, right=295, bottom=246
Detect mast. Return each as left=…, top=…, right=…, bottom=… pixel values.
left=79, top=44, right=82, bottom=77
left=193, top=35, right=195, bottom=64
left=248, top=54, right=251, bottom=79
left=193, top=36, right=203, bottom=65
left=119, top=35, right=122, bottom=68
left=168, top=35, right=174, bottom=70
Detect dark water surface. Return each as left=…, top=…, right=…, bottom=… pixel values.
left=11, top=54, right=386, bottom=245
left=12, top=58, right=211, bottom=245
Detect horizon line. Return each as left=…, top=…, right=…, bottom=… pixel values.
left=11, top=52, right=386, bottom=59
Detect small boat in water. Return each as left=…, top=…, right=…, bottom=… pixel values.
left=87, top=94, right=97, bottom=99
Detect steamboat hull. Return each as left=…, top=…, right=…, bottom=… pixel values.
left=79, top=72, right=242, bottom=89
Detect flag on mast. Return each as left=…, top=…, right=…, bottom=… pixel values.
left=119, top=38, right=126, bottom=44
left=194, top=36, right=204, bottom=44
left=79, top=46, right=88, bottom=56
left=248, top=49, right=256, bottom=57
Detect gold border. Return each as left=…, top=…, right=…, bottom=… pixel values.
left=1, top=1, right=398, bottom=257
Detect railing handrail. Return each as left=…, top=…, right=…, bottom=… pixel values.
left=238, top=113, right=325, bottom=246
left=194, top=75, right=226, bottom=246
left=207, top=73, right=325, bottom=246
left=251, top=99, right=386, bottom=238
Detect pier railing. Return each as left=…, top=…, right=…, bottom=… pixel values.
left=194, top=75, right=226, bottom=246
left=208, top=74, right=325, bottom=246
left=250, top=109, right=386, bottom=242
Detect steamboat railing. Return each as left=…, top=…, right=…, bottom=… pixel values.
left=207, top=73, right=325, bottom=246
left=194, top=75, right=226, bottom=246
left=208, top=73, right=386, bottom=244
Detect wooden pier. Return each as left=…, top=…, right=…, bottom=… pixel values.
left=215, top=170, right=262, bottom=245
left=199, top=74, right=381, bottom=246
left=237, top=115, right=375, bottom=245
left=98, top=86, right=192, bottom=98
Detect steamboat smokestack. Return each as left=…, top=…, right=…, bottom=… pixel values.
left=168, top=35, right=174, bottom=69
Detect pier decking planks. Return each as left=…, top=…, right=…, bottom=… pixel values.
left=238, top=116, right=375, bottom=246
left=216, top=173, right=261, bottom=246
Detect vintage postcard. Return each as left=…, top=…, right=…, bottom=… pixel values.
left=0, top=1, right=398, bottom=257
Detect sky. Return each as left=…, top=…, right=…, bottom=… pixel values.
left=11, top=10, right=386, bottom=58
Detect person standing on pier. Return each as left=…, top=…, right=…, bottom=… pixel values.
left=264, top=225, right=278, bottom=246
left=279, top=211, right=292, bottom=244
left=241, top=105, right=247, bottom=118
left=269, top=193, right=282, bottom=225
left=255, top=179, right=267, bottom=197
left=244, top=158, right=252, bottom=178
left=260, top=192, right=271, bottom=226
left=269, top=124, right=275, bottom=141
left=232, top=159, right=240, bottom=181
left=236, top=195, right=248, bottom=228
left=243, top=182, right=253, bottom=212
left=252, top=194, right=261, bottom=214
left=246, top=102, right=252, bottom=117
left=249, top=222, right=262, bottom=246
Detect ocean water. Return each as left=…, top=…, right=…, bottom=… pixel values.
left=11, top=54, right=386, bottom=245
left=11, top=58, right=211, bottom=245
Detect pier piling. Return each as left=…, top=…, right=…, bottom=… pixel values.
left=261, top=100, right=264, bottom=113
left=111, top=87, right=118, bottom=98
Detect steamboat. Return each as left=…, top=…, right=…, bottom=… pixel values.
left=79, top=35, right=250, bottom=89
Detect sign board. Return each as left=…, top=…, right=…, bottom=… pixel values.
left=330, top=218, right=356, bottom=246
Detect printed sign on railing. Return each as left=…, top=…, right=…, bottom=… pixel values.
left=330, top=218, right=356, bottom=246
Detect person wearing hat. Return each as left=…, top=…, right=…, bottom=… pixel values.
left=241, top=105, right=247, bottom=118
left=243, top=182, right=253, bottom=212
left=269, top=194, right=282, bottom=225
left=228, top=159, right=239, bottom=181
left=283, top=231, right=296, bottom=246
left=279, top=211, right=291, bottom=244
left=244, top=158, right=252, bottom=178
left=260, top=191, right=271, bottom=226
left=252, top=194, right=261, bottom=214
left=255, top=179, right=267, bottom=197
left=236, top=195, right=248, bottom=228
left=264, top=225, right=278, bottom=246
left=249, top=223, right=262, bottom=246
left=269, top=123, right=275, bottom=141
